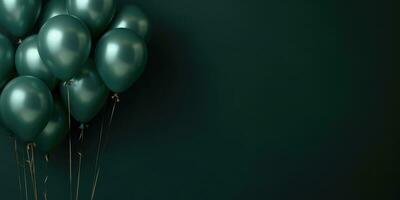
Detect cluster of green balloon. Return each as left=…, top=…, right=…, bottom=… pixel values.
left=0, top=0, right=150, bottom=153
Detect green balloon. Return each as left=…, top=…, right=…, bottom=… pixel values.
left=16, top=35, right=58, bottom=90
left=110, top=5, right=151, bottom=40
left=95, top=28, right=147, bottom=93
left=67, top=0, right=116, bottom=36
left=0, top=76, right=53, bottom=142
left=36, top=100, right=68, bottom=153
left=0, top=0, right=42, bottom=37
left=38, top=15, right=91, bottom=81
left=60, top=60, right=109, bottom=123
left=39, top=0, right=67, bottom=28
left=0, top=34, right=14, bottom=89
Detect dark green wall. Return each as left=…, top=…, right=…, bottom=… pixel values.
left=0, top=0, right=398, bottom=199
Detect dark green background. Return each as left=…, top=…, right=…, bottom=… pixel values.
left=0, top=0, right=398, bottom=199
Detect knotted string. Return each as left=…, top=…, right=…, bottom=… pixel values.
left=102, top=93, right=120, bottom=153
left=109, top=93, right=120, bottom=127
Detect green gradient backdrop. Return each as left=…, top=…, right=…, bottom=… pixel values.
left=0, top=0, right=398, bottom=199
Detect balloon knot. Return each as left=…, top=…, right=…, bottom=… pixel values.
left=111, top=93, right=120, bottom=103
left=79, top=123, right=89, bottom=130
left=64, top=80, right=74, bottom=86
left=17, top=38, right=22, bottom=44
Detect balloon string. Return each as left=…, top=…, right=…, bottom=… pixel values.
left=75, top=125, right=85, bottom=200
left=94, top=119, right=104, bottom=175
left=102, top=94, right=120, bottom=157
left=26, top=145, right=33, bottom=199
left=43, top=155, right=49, bottom=200
left=31, top=144, right=38, bottom=200
left=13, top=137, right=23, bottom=200
left=26, top=144, right=38, bottom=200
left=109, top=93, right=120, bottom=127
left=90, top=168, right=100, bottom=200
left=103, top=93, right=120, bottom=152
left=22, top=151, right=28, bottom=200
left=68, top=134, right=72, bottom=200
left=91, top=94, right=119, bottom=200
left=90, top=117, right=105, bottom=200
left=65, top=80, right=73, bottom=200
left=75, top=152, right=82, bottom=200
left=66, top=81, right=72, bottom=128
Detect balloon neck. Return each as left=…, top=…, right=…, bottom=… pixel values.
left=111, top=93, right=120, bottom=103
left=79, top=123, right=88, bottom=130
left=26, top=142, right=35, bottom=149
left=64, top=80, right=74, bottom=86
left=17, top=38, right=22, bottom=45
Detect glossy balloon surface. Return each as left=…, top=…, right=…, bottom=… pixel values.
left=67, top=0, right=116, bottom=36
left=0, top=0, right=41, bottom=37
left=39, top=0, right=67, bottom=27
left=110, top=5, right=151, bottom=40
left=38, top=15, right=91, bottom=81
left=16, top=35, right=58, bottom=90
left=0, top=34, right=14, bottom=89
left=36, top=100, right=68, bottom=153
left=0, top=76, right=53, bottom=142
left=60, top=60, right=109, bottom=123
left=95, top=28, right=147, bottom=92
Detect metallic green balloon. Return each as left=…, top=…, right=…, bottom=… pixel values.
left=67, top=0, right=116, bottom=36
left=60, top=60, right=109, bottom=123
left=0, top=76, right=53, bottom=142
left=110, top=5, right=151, bottom=40
left=0, top=34, right=14, bottom=89
left=39, top=0, right=67, bottom=28
left=36, top=100, right=68, bottom=153
left=0, top=0, right=42, bottom=37
left=95, top=28, right=147, bottom=93
left=16, top=35, right=58, bottom=90
left=38, top=15, right=91, bottom=81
